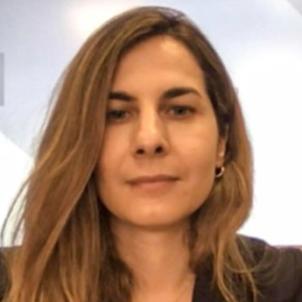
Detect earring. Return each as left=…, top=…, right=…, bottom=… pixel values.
left=215, top=166, right=225, bottom=178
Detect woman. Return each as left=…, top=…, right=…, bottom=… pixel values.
left=1, top=6, right=302, bottom=302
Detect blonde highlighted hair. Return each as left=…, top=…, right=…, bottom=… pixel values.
left=2, top=6, right=256, bottom=302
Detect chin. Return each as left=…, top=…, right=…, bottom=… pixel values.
left=112, top=208, right=193, bottom=231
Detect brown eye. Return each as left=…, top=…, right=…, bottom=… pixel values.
left=106, top=109, right=129, bottom=122
left=168, top=105, right=195, bottom=117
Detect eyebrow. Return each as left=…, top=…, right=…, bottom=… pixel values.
left=108, top=86, right=201, bottom=102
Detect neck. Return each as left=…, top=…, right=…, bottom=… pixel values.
left=111, top=219, right=195, bottom=299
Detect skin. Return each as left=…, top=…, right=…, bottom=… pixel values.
left=97, top=35, right=226, bottom=301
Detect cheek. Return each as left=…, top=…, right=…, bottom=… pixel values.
left=176, top=123, right=219, bottom=170
left=187, top=140, right=218, bottom=172
left=175, top=127, right=219, bottom=197
left=98, top=129, right=129, bottom=176
left=96, top=135, right=119, bottom=200
left=183, top=144, right=216, bottom=189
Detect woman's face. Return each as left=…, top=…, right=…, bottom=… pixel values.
left=97, top=35, right=225, bottom=230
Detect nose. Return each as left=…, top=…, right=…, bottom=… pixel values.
left=132, top=109, right=169, bottom=158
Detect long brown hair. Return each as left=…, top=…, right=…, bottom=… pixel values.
left=2, top=6, right=257, bottom=302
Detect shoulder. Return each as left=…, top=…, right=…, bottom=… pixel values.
left=238, top=235, right=302, bottom=302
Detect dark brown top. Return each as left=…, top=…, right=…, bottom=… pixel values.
left=1, top=236, right=302, bottom=301
left=192, top=237, right=302, bottom=301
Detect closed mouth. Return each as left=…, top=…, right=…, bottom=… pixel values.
left=127, top=175, right=179, bottom=185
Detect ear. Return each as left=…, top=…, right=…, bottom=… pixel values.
left=216, top=136, right=227, bottom=167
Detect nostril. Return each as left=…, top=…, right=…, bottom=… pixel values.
left=136, top=148, right=145, bottom=155
left=135, top=145, right=165, bottom=156
left=155, top=146, right=164, bottom=154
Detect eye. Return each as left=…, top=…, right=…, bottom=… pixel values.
left=106, top=109, right=130, bottom=122
left=167, top=105, right=195, bottom=117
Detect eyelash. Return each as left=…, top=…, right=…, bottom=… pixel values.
left=106, top=105, right=196, bottom=122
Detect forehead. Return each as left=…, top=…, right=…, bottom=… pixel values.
left=112, top=35, right=206, bottom=90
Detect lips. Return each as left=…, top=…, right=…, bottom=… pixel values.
left=127, top=175, right=179, bottom=185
